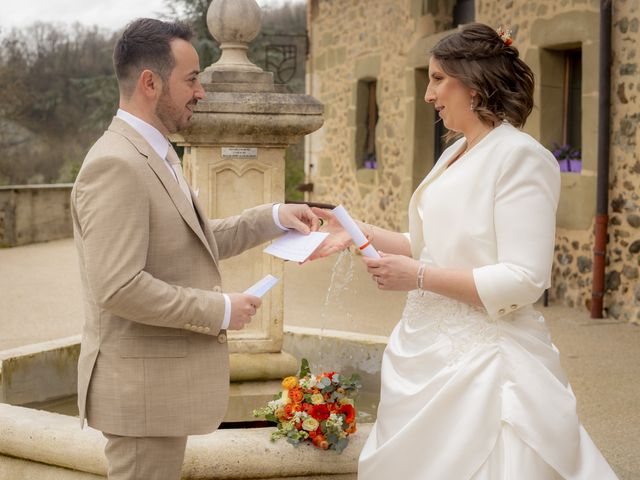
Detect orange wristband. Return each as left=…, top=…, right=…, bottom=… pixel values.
left=359, top=240, right=371, bottom=250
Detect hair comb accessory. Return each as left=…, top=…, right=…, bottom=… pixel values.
left=496, top=26, right=513, bottom=46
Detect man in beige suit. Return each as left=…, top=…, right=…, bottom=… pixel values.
left=71, top=18, right=317, bottom=480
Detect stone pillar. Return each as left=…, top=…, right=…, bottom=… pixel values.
left=172, top=0, right=323, bottom=419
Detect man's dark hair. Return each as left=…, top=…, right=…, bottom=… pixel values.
left=113, top=18, right=193, bottom=97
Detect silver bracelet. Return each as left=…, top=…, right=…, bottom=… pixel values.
left=417, top=263, right=426, bottom=296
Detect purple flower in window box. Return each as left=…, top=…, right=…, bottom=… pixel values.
left=364, top=160, right=377, bottom=169
left=550, top=143, right=581, bottom=173
left=363, top=153, right=377, bottom=169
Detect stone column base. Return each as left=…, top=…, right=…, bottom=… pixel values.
left=227, top=351, right=299, bottom=422
left=229, top=351, right=298, bottom=382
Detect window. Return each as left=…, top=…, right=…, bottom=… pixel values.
left=563, top=49, right=582, bottom=152
left=540, top=46, right=582, bottom=172
left=355, top=79, right=378, bottom=169
left=412, top=68, right=452, bottom=190
left=421, top=0, right=437, bottom=16
left=434, top=109, right=448, bottom=161
left=453, top=0, right=475, bottom=26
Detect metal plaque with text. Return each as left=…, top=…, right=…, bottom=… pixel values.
left=221, top=147, right=258, bottom=159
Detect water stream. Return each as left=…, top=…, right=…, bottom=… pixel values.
left=318, top=249, right=354, bottom=369
left=316, top=250, right=379, bottom=422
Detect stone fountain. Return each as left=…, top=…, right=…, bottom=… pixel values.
left=170, top=0, right=324, bottom=422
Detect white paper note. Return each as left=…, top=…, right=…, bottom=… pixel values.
left=263, top=231, right=329, bottom=262
left=332, top=204, right=380, bottom=258
left=244, top=274, right=279, bottom=297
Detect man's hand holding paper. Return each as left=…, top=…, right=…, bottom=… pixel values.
left=227, top=293, right=262, bottom=330
left=277, top=203, right=321, bottom=234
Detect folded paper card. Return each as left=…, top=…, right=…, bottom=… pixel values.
left=244, top=274, right=279, bottom=297
left=263, top=231, right=329, bottom=262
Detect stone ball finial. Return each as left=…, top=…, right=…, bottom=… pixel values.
left=206, top=0, right=263, bottom=72
left=207, top=0, right=262, bottom=44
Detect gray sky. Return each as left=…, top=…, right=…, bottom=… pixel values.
left=0, top=0, right=285, bottom=33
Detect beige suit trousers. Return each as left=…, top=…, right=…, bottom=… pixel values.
left=103, top=433, right=187, bottom=480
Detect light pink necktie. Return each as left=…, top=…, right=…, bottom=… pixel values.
left=166, top=147, right=193, bottom=207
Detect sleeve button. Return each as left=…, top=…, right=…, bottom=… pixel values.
left=498, top=308, right=506, bottom=315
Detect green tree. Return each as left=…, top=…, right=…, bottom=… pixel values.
left=0, top=23, right=118, bottom=184
left=0, top=2, right=308, bottom=192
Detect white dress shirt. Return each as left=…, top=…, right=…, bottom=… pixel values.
left=116, top=109, right=287, bottom=330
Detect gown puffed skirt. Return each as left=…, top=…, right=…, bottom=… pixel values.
left=358, top=291, right=618, bottom=479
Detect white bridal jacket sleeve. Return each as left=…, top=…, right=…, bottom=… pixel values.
left=407, top=123, right=561, bottom=319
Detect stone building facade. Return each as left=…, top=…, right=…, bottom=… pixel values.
left=305, top=0, right=640, bottom=323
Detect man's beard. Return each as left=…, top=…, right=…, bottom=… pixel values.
left=156, top=85, right=187, bottom=134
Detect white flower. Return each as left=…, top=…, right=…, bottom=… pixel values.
left=327, top=413, right=344, bottom=428
left=267, top=398, right=285, bottom=411
left=299, top=376, right=318, bottom=389
left=292, top=411, right=308, bottom=424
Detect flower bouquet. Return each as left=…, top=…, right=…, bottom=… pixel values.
left=253, top=358, right=361, bottom=453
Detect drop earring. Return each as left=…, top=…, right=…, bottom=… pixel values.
left=470, top=98, right=475, bottom=111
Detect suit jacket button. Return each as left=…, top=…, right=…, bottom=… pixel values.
left=204, top=327, right=211, bottom=333
left=217, top=333, right=227, bottom=344
left=510, top=304, right=518, bottom=310
left=498, top=308, right=506, bottom=315
left=213, top=286, right=222, bottom=293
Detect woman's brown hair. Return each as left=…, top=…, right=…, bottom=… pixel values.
left=431, top=23, right=534, bottom=128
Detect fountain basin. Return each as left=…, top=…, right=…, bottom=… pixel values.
left=0, top=328, right=388, bottom=479
left=0, top=403, right=370, bottom=479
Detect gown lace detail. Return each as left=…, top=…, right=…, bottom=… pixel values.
left=403, top=290, right=498, bottom=367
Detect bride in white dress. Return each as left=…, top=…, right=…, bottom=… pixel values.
left=311, top=23, right=618, bottom=480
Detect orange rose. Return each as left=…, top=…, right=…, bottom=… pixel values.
left=288, top=387, right=304, bottom=404
left=275, top=406, right=286, bottom=420
left=345, top=423, right=357, bottom=434
left=312, top=433, right=329, bottom=450
left=284, top=403, right=299, bottom=419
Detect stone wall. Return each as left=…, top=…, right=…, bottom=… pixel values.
left=306, top=0, right=639, bottom=323
left=307, top=0, right=418, bottom=231
left=0, top=185, right=73, bottom=247
left=477, top=0, right=639, bottom=322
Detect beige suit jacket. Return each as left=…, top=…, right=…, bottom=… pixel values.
left=71, top=117, right=283, bottom=437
